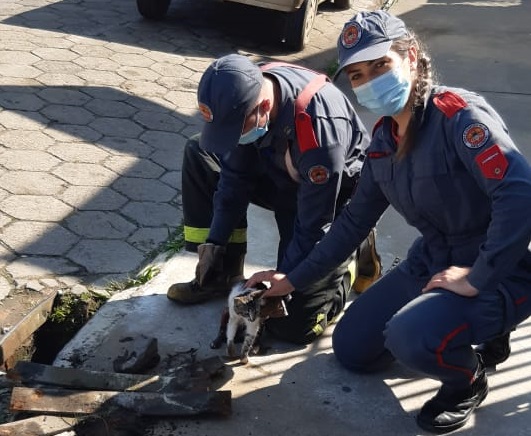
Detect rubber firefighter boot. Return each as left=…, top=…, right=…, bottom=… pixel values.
left=352, top=228, right=382, bottom=293
left=167, top=243, right=245, bottom=304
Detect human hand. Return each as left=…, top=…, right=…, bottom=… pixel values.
left=245, top=270, right=295, bottom=297
left=422, top=266, right=478, bottom=297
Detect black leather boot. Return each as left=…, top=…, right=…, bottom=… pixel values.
left=416, top=357, right=488, bottom=434
left=476, top=332, right=511, bottom=367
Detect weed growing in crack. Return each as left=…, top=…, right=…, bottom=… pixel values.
left=104, top=264, right=161, bottom=294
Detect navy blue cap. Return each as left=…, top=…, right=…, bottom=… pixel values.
left=197, top=54, right=263, bottom=154
left=334, top=11, right=408, bottom=80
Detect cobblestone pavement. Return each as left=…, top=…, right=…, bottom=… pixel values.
left=0, top=0, right=381, bottom=297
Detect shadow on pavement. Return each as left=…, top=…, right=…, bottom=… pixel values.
left=0, top=0, right=356, bottom=288
left=0, top=85, right=195, bottom=284
left=2, top=0, right=346, bottom=57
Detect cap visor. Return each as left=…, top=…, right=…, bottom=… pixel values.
left=335, top=40, right=393, bottom=80
left=199, top=118, right=243, bottom=155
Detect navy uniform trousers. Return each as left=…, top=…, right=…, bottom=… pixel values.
left=333, top=252, right=531, bottom=387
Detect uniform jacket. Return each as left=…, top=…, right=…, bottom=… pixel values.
left=207, top=65, right=369, bottom=273
left=288, top=85, right=531, bottom=293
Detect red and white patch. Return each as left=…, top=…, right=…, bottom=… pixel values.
left=475, top=144, right=508, bottom=180
left=463, top=123, right=489, bottom=149
left=341, top=23, right=362, bottom=49
left=308, top=165, right=330, bottom=185
left=198, top=102, right=213, bottom=123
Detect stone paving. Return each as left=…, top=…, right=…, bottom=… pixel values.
left=0, top=0, right=381, bottom=296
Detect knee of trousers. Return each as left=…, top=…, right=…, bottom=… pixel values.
left=384, top=313, right=431, bottom=369
left=332, top=318, right=393, bottom=372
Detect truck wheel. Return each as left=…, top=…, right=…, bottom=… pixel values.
left=284, top=0, right=318, bottom=51
left=136, top=0, right=171, bottom=20
left=334, top=0, right=352, bottom=9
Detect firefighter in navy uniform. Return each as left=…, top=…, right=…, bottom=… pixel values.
left=168, top=54, right=382, bottom=344
left=247, top=11, right=531, bottom=433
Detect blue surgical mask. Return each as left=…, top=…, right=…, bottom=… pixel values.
left=239, top=108, right=269, bottom=145
left=352, top=67, right=411, bottom=116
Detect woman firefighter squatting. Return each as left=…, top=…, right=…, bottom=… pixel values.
left=166, top=54, right=382, bottom=345
left=247, top=10, right=531, bottom=435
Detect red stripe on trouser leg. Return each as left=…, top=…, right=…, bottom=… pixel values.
left=515, top=296, right=528, bottom=305
left=436, top=323, right=475, bottom=383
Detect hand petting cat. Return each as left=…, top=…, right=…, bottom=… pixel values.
left=246, top=270, right=295, bottom=297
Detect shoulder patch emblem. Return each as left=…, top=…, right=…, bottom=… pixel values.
left=463, top=123, right=489, bottom=149
left=198, top=102, right=213, bottom=122
left=475, top=144, right=508, bottom=180
left=433, top=92, right=467, bottom=118
left=308, top=165, right=330, bottom=184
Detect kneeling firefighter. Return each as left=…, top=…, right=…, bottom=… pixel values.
left=168, top=54, right=382, bottom=344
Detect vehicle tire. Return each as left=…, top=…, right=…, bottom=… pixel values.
left=334, top=0, right=352, bottom=9
left=284, top=0, right=318, bottom=51
left=136, top=0, right=171, bottom=20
